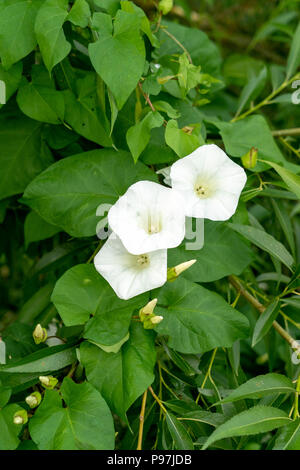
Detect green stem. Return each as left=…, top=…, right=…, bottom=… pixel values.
left=231, top=72, right=300, bottom=122
left=272, top=128, right=300, bottom=137
left=196, top=348, right=217, bottom=404
left=148, top=386, right=167, bottom=414
left=293, top=375, right=300, bottom=419
left=229, top=275, right=300, bottom=354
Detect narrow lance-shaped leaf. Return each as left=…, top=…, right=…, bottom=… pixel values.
left=166, top=412, right=194, bottom=450
left=286, top=21, right=300, bottom=79
left=217, top=373, right=295, bottom=404
left=262, top=160, right=300, bottom=200
left=252, top=300, right=281, bottom=346
left=228, top=223, right=294, bottom=271
left=202, top=406, right=291, bottom=450
left=274, top=419, right=300, bottom=450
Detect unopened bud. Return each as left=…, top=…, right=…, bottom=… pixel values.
left=139, top=298, right=157, bottom=322
left=158, top=0, right=173, bottom=14
left=157, top=75, right=176, bottom=85
left=150, top=315, right=164, bottom=325
left=13, top=409, right=28, bottom=425
left=167, top=259, right=196, bottom=281
left=39, top=375, right=58, bottom=390
left=33, top=324, right=47, bottom=344
left=25, top=392, right=42, bottom=409
left=241, top=147, right=258, bottom=169
left=143, top=315, right=164, bottom=329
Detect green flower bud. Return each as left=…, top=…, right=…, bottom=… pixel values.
left=158, top=0, right=173, bottom=15
left=25, top=391, right=42, bottom=409
left=143, top=315, right=164, bottom=329
left=139, top=298, right=157, bottom=322
left=150, top=315, right=164, bottom=325
left=33, top=324, right=47, bottom=344
left=13, top=409, right=28, bottom=425
left=241, top=147, right=258, bottom=169
left=167, top=259, right=196, bottom=281
left=157, top=75, right=176, bottom=85
left=39, top=375, right=58, bottom=390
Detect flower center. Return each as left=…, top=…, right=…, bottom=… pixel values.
left=147, top=213, right=162, bottom=235
left=194, top=178, right=215, bottom=199
left=136, top=254, right=150, bottom=268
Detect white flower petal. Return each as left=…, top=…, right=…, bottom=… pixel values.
left=108, top=180, right=186, bottom=255
left=170, top=144, right=246, bottom=220
left=94, top=234, right=167, bottom=300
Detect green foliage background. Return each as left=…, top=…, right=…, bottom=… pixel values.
left=0, top=0, right=300, bottom=450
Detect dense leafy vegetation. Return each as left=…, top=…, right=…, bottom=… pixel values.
left=0, top=0, right=300, bottom=451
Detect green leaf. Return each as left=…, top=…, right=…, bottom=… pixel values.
left=271, top=199, right=296, bottom=256
left=0, top=404, right=24, bottom=450
left=274, top=419, right=300, bottom=450
left=22, top=148, right=157, bottom=237
left=0, top=0, right=41, bottom=69
left=252, top=300, right=281, bottom=346
left=213, top=115, right=299, bottom=173
left=0, top=343, right=77, bottom=389
left=51, top=264, right=106, bottom=326
left=126, top=111, right=164, bottom=162
left=168, top=221, right=254, bottom=283
left=165, top=120, right=204, bottom=158
left=141, top=127, right=177, bottom=164
left=0, top=115, right=53, bottom=201
left=286, top=21, right=300, bottom=79
left=228, top=223, right=294, bottom=271
left=163, top=343, right=196, bottom=376
left=35, top=0, right=71, bottom=73
left=18, top=283, right=55, bottom=324
left=24, top=211, right=60, bottom=248
left=67, top=0, right=91, bottom=28
left=62, top=73, right=112, bottom=147
left=228, top=223, right=294, bottom=270
left=202, top=406, right=291, bottom=450
left=17, top=82, right=65, bottom=124
left=166, top=412, right=194, bottom=450
left=152, top=100, right=180, bottom=119
left=0, top=343, right=76, bottom=374
left=219, top=373, right=295, bottom=404
left=89, top=10, right=145, bottom=109
left=52, top=264, right=147, bottom=347
left=179, top=410, right=226, bottom=428
left=120, top=0, right=159, bottom=47
left=80, top=323, right=156, bottom=420
left=236, top=65, right=267, bottom=115
left=262, top=160, right=300, bottom=200
left=0, top=386, right=11, bottom=408
left=29, top=377, right=114, bottom=450
left=154, top=277, right=249, bottom=354
left=2, top=322, right=41, bottom=360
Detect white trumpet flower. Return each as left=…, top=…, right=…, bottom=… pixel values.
left=108, top=181, right=186, bottom=255
left=170, top=144, right=247, bottom=220
left=94, top=233, right=167, bottom=300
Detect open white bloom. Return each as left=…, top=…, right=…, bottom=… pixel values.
left=94, top=233, right=167, bottom=300
left=108, top=181, right=186, bottom=255
left=170, top=144, right=247, bottom=220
